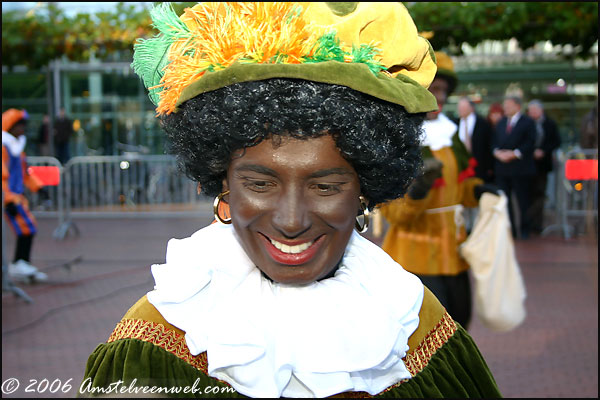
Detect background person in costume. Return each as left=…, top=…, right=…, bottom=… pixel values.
left=81, top=3, right=500, bottom=398
left=379, top=51, right=499, bottom=330
left=2, top=108, right=48, bottom=283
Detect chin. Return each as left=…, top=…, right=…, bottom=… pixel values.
left=265, top=267, right=323, bottom=285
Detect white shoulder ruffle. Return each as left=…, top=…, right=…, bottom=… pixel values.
left=421, top=112, right=457, bottom=151
left=147, top=223, right=424, bottom=398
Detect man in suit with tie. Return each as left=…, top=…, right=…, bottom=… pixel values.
left=492, top=95, right=536, bottom=239
left=526, top=99, right=562, bottom=235
left=457, top=96, right=495, bottom=183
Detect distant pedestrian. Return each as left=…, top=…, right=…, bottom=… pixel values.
left=487, top=102, right=504, bottom=130
left=457, top=96, right=495, bottom=183
left=2, top=108, right=48, bottom=283
left=526, top=99, right=561, bottom=235
left=54, top=108, right=73, bottom=164
left=492, top=96, right=537, bottom=239
left=580, top=101, right=598, bottom=150
left=38, top=114, right=51, bottom=156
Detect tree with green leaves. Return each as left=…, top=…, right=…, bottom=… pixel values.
left=406, top=2, right=598, bottom=57
left=2, top=2, right=598, bottom=70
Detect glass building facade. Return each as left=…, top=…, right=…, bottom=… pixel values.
left=2, top=61, right=163, bottom=158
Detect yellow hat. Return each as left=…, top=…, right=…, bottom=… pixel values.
left=2, top=108, right=28, bottom=132
left=132, top=2, right=438, bottom=115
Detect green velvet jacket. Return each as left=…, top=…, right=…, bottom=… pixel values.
left=80, top=287, right=501, bottom=398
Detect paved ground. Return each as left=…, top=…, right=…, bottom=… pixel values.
left=2, top=205, right=598, bottom=398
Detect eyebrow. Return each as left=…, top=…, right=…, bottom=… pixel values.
left=307, top=167, right=355, bottom=179
left=234, top=164, right=354, bottom=179
left=235, top=164, right=278, bottom=177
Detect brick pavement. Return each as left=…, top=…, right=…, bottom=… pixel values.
left=2, top=209, right=598, bottom=398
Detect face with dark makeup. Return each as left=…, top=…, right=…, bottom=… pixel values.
left=222, top=134, right=362, bottom=285
left=425, top=77, right=450, bottom=121
left=9, top=120, right=27, bottom=137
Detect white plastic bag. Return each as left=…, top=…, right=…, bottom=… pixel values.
left=460, top=192, right=527, bottom=332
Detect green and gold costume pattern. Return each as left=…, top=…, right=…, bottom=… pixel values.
left=80, top=288, right=501, bottom=398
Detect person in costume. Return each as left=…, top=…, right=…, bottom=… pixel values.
left=2, top=108, right=48, bottom=283
left=80, top=3, right=501, bottom=398
left=379, top=52, right=499, bottom=330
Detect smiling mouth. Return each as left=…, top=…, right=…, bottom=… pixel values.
left=269, top=238, right=314, bottom=254
left=260, top=234, right=324, bottom=265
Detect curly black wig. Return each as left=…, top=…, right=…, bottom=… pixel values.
left=161, top=78, right=425, bottom=209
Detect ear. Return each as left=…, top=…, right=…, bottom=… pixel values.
left=197, top=183, right=202, bottom=195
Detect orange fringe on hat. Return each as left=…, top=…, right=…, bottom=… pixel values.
left=151, top=2, right=323, bottom=115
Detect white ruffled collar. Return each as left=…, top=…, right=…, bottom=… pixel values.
left=2, top=130, right=26, bottom=156
left=421, top=112, right=457, bottom=151
left=147, top=223, right=424, bottom=398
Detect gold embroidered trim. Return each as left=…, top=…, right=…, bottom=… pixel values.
left=380, top=311, right=457, bottom=394
left=403, top=311, right=457, bottom=376
left=107, top=318, right=208, bottom=373
left=108, top=312, right=457, bottom=396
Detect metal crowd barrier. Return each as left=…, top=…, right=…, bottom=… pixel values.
left=542, top=148, right=598, bottom=239
left=26, top=155, right=210, bottom=240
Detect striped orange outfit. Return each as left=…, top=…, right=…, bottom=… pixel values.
left=2, top=145, right=43, bottom=235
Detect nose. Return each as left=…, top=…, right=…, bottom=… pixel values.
left=272, top=186, right=311, bottom=238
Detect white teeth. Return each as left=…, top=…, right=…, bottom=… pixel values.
left=270, top=238, right=313, bottom=254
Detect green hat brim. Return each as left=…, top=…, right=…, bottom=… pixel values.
left=174, top=61, right=437, bottom=114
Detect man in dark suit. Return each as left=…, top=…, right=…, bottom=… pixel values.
left=54, top=107, right=73, bottom=164
left=526, top=99, right=562, bottom=235
left=492, top=95, right=536, bottom=239
left=457, top=96, right=495, bottom=183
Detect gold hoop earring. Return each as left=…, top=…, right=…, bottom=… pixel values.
left=213, top=190, right=232, bottom=224
left=355, top=195, right=370, bottom=233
